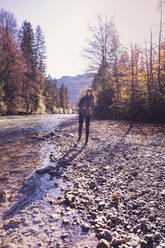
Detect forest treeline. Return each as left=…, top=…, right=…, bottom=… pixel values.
left=84, top=1, right=165, bottom=122
left=0, top=9, right=70, bottom=115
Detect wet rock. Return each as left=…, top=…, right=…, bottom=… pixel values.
left=3, top=220, right=20, bottom=231
left=50, top=214, right=59, bottom=220
left=96, top=229, right=112, bottom=242
left=140, top=240, right=148, bottom=248
left=36, top=165, right=55, bottom=175
left=98, top=201, right=105, bottom=210
left=62, top=218, right=70, bottom=225
left=148, top=214, right=156, bottom=222
left=60, top=232, right=68, bottom=239
left=112, top=237, right=123, bottom=247
left=0, top=189, right=6, bottom=202
left=64, top=193, right=75, bottom=204
left=158, top=242, right=165, bottom=248
left=126, top=235, right=140, bottom=247
left=160, top=189, right=165, bottom=197
left=144, top=234, right=154, bottom=248
left=97, top=239, right=110, bottom=248
left=153, top=231, right=161, bottom=243
left=54, top=182, right=59, bottom=187
left=81, top=223, right=90, bottom=232
left=89, top=181, right=97, bottom=190
left=106, top=213, right=120, bottom=224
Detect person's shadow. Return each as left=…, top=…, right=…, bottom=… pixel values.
left=3, top=143, right=86, bottom=220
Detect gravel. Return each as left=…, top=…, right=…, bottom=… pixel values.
left=0, top=117, right=165, bottom=248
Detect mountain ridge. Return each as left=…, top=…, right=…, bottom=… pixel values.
left=57, top=73, right=95, bottom=104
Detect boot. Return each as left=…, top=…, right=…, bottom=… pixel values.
left=77, top=127, right=82, bottom=142
left=85, top=129, right=89, bottom=146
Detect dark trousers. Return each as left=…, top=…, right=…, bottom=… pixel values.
left=78, top=114, right=91, bottom=142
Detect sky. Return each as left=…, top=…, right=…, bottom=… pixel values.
left=0, top=0, right=161, bottom=78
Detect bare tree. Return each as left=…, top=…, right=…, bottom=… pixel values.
left=131, top=42, right=135, bottom=104
left=113, top=32, right=120, bottom=102
left=157, top=0, right=164, bottom=91
left=145, top=41, right=152, bottom=109
left=0, top=9, right=18, bottom=41
left=150, top=30, right=154, bottom=92
left=83, top=14, right=118, bottom=72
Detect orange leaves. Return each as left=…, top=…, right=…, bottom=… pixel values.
left=112, top=192, right=120, bottom=204
left=112, top=192, right=117, bottom=198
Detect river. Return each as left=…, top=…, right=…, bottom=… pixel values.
left=0, top=113, right=97, bottom=247
left=0, top=113, right=77, bottom=189
left=0, top=114, right=76, bottom=145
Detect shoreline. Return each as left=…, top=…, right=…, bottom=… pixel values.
left=0, top=118, right=165, bottom=247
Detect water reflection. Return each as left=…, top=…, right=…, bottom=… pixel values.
left=0, top=114, right=76, bottom=145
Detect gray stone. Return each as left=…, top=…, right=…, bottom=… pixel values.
left=98, top=201, right=105, bottom=210
left=60, top=233, right=68, bottom=239
left=112, top=238, right=123, bottom=246
left=89, top=181, right=97, bottom=189
left=81, top=223, right=90, bottom=232
left=96, top=229, right=112, bottom=242
left=97, top=239, right=110, bottom=248
left=160, top=190, right=165, bottom=197
left=65, top=193, right=75, bottom=204
left=62, top=218, right=70, bottom=225
left=0, top=189, right=6, bottom=202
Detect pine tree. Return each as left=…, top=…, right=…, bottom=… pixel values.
left=20, top=21, right=36, bottom=69
left=59, top=84, right=69, bottom=113
left=19, top=21, right=41, bottom=113
left=64, top=86, right=69, bottom=107
left=44, top=75, right=60, bottom=113
left=35, top=25, right=46, bottom=75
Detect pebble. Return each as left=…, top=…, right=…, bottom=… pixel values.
left=96, top=229, right=112, bottom=242
left=62, top=218, right=70, bottom=225
left=81, top=223, right=90, bottom=232
left=64, top=193, right=75, bottom=204
left=1, top=119, right=165, bottom=247
left=97, top=239, right=111, bottom=248
left=50, top=214, right=59, bottom=219
left=160, top=190, right=165, bottom=197
left=0, top=189, right=6, bottom=202
left=89, top=181, right=97, bottom=189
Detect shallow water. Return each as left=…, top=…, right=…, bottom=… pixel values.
left=0, top=114, right=77, bottom=185
left=0, top=114, right=98, bottom=247
left=0, top=114, right=76, bottom=145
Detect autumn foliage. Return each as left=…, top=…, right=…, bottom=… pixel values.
left=85, top=13, right=165, bottom=122
left=0, top=9, right=69, bottom=115
left=0, top=26, right=26, bottom=113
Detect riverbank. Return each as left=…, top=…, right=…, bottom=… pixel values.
left=0, top=117, right=165, bottom=247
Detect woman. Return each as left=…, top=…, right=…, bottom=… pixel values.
left=77, top=89, right=94, bottom=145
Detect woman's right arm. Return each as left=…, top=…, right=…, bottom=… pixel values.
left=78, top=97, right=83, bottom=108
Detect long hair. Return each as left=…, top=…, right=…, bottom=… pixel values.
left=85, top=89, right=94, bottom=107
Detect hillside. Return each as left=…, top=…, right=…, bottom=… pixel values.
left=57, top=73, right=95, bottom=104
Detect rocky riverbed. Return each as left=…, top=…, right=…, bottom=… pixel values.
left=0, top=117, right=165, bottom=248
